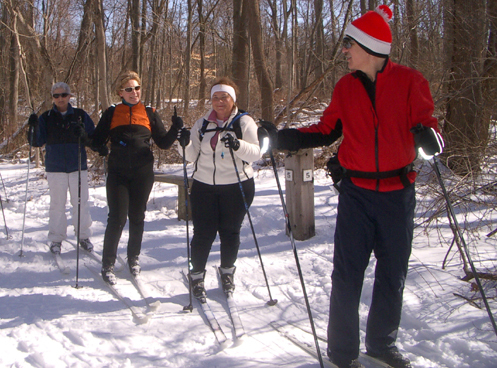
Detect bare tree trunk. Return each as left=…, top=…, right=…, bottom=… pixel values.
left=314, top=0, right=325, bottom=96
left=9, top=24, right=19, bottom=138
left=197, top=0, right=207, bottom=110
left=482, top=0, right=497, bottom=139
left=131, top=0, right=140, bottom=72
left=94, top=0, right=110, bottom=111
left=246, top=0, right=273, bottom=121
left=268, top=0, right=283, bottom=90
left=443, top=0, right=487, bottom=176
left=65, top=0, right=93, bottom=83
left=406, top=0, right=419, bottom=68
left=183, top=0, right=192, bottom=117
left=232, top=0, right=249, bottom=110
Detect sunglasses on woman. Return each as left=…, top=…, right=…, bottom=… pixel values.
left=121, top=86, right=141, bottom=93
left=53, top=93, right=69, bottom=99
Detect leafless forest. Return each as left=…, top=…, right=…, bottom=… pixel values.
left=0, top=0, right=496, bottom=177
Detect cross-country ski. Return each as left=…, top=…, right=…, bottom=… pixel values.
left=85, top=264, right=149, bottom=324
left=44, top=242, right=70, bottom=274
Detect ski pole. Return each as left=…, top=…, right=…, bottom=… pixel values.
left=259, top=126, right=324, bottom=368
left=0, top=193, right=10, bottom=239
left=181, top=145, right=193, bottom=312
left=0, top=172, right=8, bottom=202
left=432, top=156, right=497, bottom=337
left=20, top=124, right=34, bottom=257
left=174, top=106, right=194, bottom=312
left=224, top=137, right=278, bottom=306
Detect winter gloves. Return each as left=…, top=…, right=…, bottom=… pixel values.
left=171, top=108, right=184, bottom=130
left=178, top=128, right=190, bottom=148
left=172, top=108, right=190, bottom=148
left=257, top=120, right=341, bottom=152
left=221, top=133, right=240, bottom=151
left=27, top=113, right=38, bottom=144
left=97, top=145, right=109, bottom=156
left=410, top=123, right=444, bottom=160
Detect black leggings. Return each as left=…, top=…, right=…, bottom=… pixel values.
left=189, top=178, right=255, bottom=273
left=102, top=161, right=154, bottom=267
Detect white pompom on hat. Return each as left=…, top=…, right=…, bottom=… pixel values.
left=345, top=5, right=393, bottom=57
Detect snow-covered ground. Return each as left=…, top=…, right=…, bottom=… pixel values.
left=0, top=157, right=496, bottom=368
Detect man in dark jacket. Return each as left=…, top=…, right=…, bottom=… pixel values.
left=28, top=82, right=96, bottom=254
left=261, top=5, right=442, bottom=368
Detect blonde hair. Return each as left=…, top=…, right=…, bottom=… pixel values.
left=116, top=71, right=141, bottom=96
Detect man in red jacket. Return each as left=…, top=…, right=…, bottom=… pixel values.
left=261, top=5, right=442, bottom=368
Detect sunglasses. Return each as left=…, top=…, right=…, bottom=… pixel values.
left=53, top=93, right=69, bottom=99
left=121, top=85, right=141, bottom=93
left=342, top=37, right=354, bottom=50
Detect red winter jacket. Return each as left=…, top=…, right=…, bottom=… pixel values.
left=300, top=60, right=439, bottom=192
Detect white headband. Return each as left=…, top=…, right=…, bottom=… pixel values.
left=211, top=84, right=236, bottom=103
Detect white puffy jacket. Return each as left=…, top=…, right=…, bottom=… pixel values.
left=180, top=107, right=261, bottom=185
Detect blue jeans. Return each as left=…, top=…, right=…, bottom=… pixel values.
left=327, top=178, right=415, bottom=366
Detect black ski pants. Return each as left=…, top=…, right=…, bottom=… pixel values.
left=327, top=178, right=415, bottom=366
left=102, top=161, right=154, bottom=267
left=189, top=178, right=255, bottom=273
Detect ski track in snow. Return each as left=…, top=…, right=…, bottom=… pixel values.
left=0, top=161, right=496, bottom=367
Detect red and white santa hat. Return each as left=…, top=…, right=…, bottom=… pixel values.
left=345, top=5, right=393, bottom=56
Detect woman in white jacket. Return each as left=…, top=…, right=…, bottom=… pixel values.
left=179, top=77, right=261, bottom=300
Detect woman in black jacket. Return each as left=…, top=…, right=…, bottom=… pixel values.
left=91, top=71, right=182, bottom=284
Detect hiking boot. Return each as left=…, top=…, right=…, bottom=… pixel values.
left=190, top=270, right=206, bottom=301
left=102, top=265, right=117, bottom=285
left=128, top=256, right=141, bottom=277
left=80, top=238, right=94, bottom=252
left=50, top=242, right=62, bottom=254
left=366, top=349, right=412, bottom=368
left=219, top=266, right=236, bottom=294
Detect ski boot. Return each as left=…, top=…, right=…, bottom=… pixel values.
left=80, top=238, right=94, bottom=252
left=128, top=256, right=140, bottom=277
left=219, top=266, right=236, bottom=294
left=101, top=264, right=117, bottom=285
left=50, top=241, right=62, bottom=254
left=190, top=270, right=206, bottom=302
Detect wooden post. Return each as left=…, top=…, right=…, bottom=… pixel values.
left=154, top=174, right=193, bottom=221
left=284, top=148, right=315, bottom=240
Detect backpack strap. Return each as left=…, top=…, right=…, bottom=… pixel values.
left=198, top=111, right=248, bottom=141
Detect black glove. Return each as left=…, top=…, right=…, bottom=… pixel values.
left=410, top=123, right=444, bottom=159
left=72, top=123, right=89, bottom=144
left=221, top=133, right=240, bottom=151
left=171, top=107, right=184, bottom=130
left=28, top=113, right=38, bottom=128
left=27, top=113, right=38, bottom=144
left=277, top=129, right=302, bottom=152
left=177, top=127, right=190, bottom=148
left=258, top=120, right=278, bottom=148
left=72, top=124, right=86, bottom=138
left=97, top=145, right=109, bottom=157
